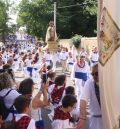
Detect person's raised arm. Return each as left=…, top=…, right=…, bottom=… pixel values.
left=32, top=83, right=48, bottom=109
left=75, top=100, right=87, bottom=129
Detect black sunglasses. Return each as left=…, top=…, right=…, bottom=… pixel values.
left=92, top=72, right=98, bottom=77
left=80, top=56, right=85, bottom=58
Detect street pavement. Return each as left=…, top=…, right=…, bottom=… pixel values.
left=15, top=67, right=89, bottom=129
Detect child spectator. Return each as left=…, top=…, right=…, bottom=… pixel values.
left=18, top=78, right=34, bottom=97
left=67, top=52, right=75, bottom=73
left=65, top=86, right=80, bottom=123
left=14, top=95, right=36, bottom=129
left=48, top=74, right=67, bottom=108
left=48, top=75, right=67, bottom=121
left=65, top=86, right=75, bottom=95
left=52, top=95, right=77, bottom=129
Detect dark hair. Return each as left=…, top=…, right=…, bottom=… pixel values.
left=65, top=86, right=75, bottom=95
left=47, top=65, right=52, bottom=71
left=62, top=95, right=77, bottom=108
left=1, top=121, right=17, bottom=129
left=22, top=54, right=27, bottom=62
left=34, top=53, right=39, bottom=63
left=47, top=72, right=56, bottom=79
left=14, top=95, right=31, bottom=114
left=54, top=75, right=66, bottom=86
left=18, top=78, right=34, bottom=95
left=3, top=64, right=14, bottom=80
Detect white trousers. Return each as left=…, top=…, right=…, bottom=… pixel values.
left=75, top=79, right=85, bottom=108
left=89, top=117, right=103, bottom=129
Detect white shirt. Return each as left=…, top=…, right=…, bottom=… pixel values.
left=80, top=78, right=101, bottom=116
left=0, top=88, right=20, bottom=121
left=0, top=88, right=20, bottom=108
left=30, top=102, right=42, bottom=121
left=52, top=119, right=73, bottom=129
left=0, top=65, right=3, bottom=69
left=91, top=52, right=99, bottom=62
left=44, top=53, right=52, bottom=61
left=59, top=52, right=68, bottom=60
left=25, top=59, right=32, bottom=67
left=15, top=114, right=36, bottom=129
left=14, top=54, right=19, bottom=60
left=52, top=53, right=58, bottom=62
left=80, top=51, right=87, bottom=57
left=67, top=57, right=74, bottom=64
left=71, top=62, right=90, bottom=80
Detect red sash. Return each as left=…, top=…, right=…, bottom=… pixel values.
left=51, top=85, right=65, bottom=104
left=54, top=106, right=70, bottom=120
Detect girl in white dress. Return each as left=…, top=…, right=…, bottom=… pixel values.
left=67, top=52, right=75, bottom=73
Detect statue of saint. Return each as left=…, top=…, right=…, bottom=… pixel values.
left=45, top=21, right=57, bottom=43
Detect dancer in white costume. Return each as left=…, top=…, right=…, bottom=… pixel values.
left=67, top=52, right=75, bottom=73
left=51, top=52, right=58, bottom=71
left=13, top=52, right=20, bottom=72
left=71, top=55, right=90, bottom=107
left=44, top=50, right=52, bottom=66
left=59, top=48, right=68, bottom=73
left=90, top=47, right=99, bottom=66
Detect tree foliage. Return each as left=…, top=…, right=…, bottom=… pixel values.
left=56, top=0, right=97, bottom=38
left=71, top=34, right=82, bottom=49
left=0, top=0, right=15, bottom=43
left=17, top=0, right=97, bottom=39
left=0, top=0, right=9, bottom=42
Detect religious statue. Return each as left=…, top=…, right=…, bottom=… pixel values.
left=44, top=21, right=58, bottom=52
left=45, top=21, right=57, bottom=42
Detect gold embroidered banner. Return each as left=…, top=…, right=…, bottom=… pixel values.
left=99, top=7, right=120, bottom=66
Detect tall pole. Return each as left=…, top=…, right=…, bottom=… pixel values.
left=54, top=2, right=57, bottom=31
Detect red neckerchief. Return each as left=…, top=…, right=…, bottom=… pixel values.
left=51, top=84, right=65, bottom=104
left=77, top=61, right=85, bottom=68
left=16, top=116, right=31, bottom=129
left=53, top=106, right=71, bottom=120
left=49, top=80, right=54, bottom=86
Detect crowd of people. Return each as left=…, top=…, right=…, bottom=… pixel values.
left=5, top=34, right=35, bottom=44
left=0, top=42, right=102, bottom=129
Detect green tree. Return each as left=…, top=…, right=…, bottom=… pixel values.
left=17, top=0, right=97, bottom=39
left=0, top=0, right=9, bottom=43
left=0, top=0, right=15, bottom=43
left=56, top=0, right=97, bottom=38
left=17, top=0, right=53, bottom=39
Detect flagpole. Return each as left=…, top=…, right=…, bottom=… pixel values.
left=54, top=2, right=57, bottom=31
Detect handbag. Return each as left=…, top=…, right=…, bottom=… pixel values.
left=35, top=109, right=44, bottom=129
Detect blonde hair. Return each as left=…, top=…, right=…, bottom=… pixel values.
left=0, top=72, right=13, bottom=90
